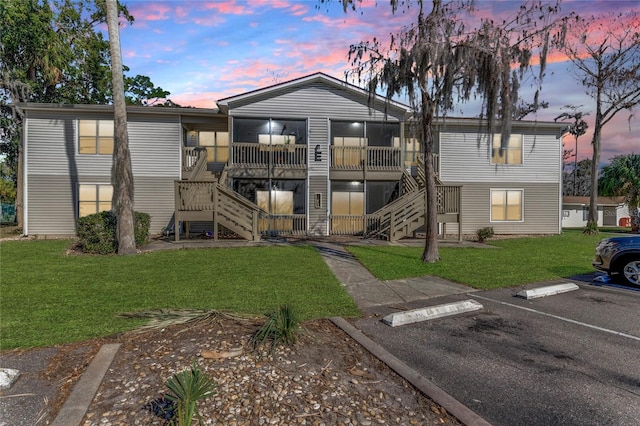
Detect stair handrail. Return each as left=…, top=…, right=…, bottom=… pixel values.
left=189, top=147, right=209, bottom=181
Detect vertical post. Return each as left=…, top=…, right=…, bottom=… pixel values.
left=457, top=186, right=462, bottom=243
left=252, top=210, right=259, bottom=241
left=174, top=181, right=180, bottom=242
left=389, top=210, right=396, bottom=242
left=213, top=183, right=218, bottom=241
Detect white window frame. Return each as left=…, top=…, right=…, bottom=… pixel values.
left=490, top=188, right=524, bottom=222
left=491, top=133, right=523, bottom=165
left=78, top=119, right=114, bottom=155
left=78, top=183, right=113, bottom=217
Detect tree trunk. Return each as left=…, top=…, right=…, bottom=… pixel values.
left=629, top=206, right=639, bottom=233
left=421, top=97, right=439, bottom=263
left=587, top=98, right=602, bottom=234
left=106, top=0, right=136, bottom=254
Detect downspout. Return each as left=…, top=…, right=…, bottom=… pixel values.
left=18, top=106, right=28, bottom=236
left=557, top=127, right=566, bottom=235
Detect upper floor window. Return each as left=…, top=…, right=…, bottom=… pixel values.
left=366, top=122, right=400, bottom=147
left=79, top=120, right=114, bottom=155
left=404, top=138, right=421, bottom=167
left=79, top=184, right=112, bottom=217
left=330, top=121, right=400, bottom=148
left=233, top=118, right=306, bottom=145
left=491, top=189, right=523, bottom=222
left=199, top=131, right=229, bottom=162
left=491, top=134, right=522, bottom=165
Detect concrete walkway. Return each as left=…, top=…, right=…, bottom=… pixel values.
left=312, top=240, right=475, bottom=311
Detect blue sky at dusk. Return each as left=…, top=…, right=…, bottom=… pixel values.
left=113, top=0, right=639, bottom=163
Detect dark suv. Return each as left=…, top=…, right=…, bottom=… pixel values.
left=593, top=235, right=640, bottom=286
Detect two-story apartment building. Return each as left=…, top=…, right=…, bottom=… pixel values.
left=18, top=73, right=565, bottom=240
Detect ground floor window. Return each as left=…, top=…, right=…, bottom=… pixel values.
left=491, top=189, right=523, bottom=221
left=331, top=182, right=364, bottom=233
left=233, top=179, right=306, bottom=214
left=79, top=184, right=113, bottom=217
left=233, top=179, right=306, bottom=234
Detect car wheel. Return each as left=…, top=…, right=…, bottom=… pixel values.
left=618, top=258, right=640, bottom=286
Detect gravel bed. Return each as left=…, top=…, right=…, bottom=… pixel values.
left=82, top=317, right=459, bottom=425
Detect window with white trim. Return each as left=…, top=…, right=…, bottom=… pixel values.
left=491, top=133, right=522, bottom=165
left=79, top=184, right=113, bottom=217
left=491, top=189, right=523, bottom=221
left=79, top=120, right=114, bottom=155
left=199, top=131, right=229, bottom=162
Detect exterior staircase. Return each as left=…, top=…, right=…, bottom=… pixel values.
left=367, top=155, right=461, bottom=241
left=175, top=147, right=264, bottom=241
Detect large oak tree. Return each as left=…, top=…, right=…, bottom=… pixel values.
left=341, top=0, right=568, bottom=262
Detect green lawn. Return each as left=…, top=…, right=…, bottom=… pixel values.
left=0, top=230, right=621, bottom=350
left=0, top=240, right=359, bottom=350
left=347, top=231, right=615, bottom=288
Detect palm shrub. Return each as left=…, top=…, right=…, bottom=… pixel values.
left=249, top=304, right=299, bottom=354
left=164, top=360, right=217, bottom=426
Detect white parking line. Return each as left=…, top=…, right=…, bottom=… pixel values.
left=471, top=294, right=640, bottom=342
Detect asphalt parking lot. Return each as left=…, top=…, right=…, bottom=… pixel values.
left=355, top=281, right=640, bottom=426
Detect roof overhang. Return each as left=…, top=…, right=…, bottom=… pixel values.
left=15, top=103, right=222, bottom=118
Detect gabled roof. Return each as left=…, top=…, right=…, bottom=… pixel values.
left=216, top=72, right=412, bottom=116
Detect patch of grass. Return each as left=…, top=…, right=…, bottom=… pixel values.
left=0, top=241, right=359, bottom=349
left=348, top=231, right=615, bottom=289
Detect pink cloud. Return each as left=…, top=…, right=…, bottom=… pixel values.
left=203, top=1, right=249, bottom=15
left=289, top=4, right=308, bottom=16
left=252, top=0, right=290, bottom=9
left=130, top=3, right=171, bottom=21
left=175, top=6, right=188, bottom=19
left=192, top=15, right=226, bottom=26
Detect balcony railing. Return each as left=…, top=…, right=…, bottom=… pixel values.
left=259, top=214, right=307, bottom=236
left=330, top=146, right=402, bottom=171
left=231, top=143, right=307, bottom=169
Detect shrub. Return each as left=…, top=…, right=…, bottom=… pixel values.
left=77, top=210, right=151, bottom=254
left=476, top=226, right=494, bottom=243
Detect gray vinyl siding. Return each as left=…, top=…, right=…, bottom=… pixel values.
left=27, top=175, right=77, bottom=235
left=132, top=176, right=176, bottom=232
left=308, top=175, right=328, bottom=235
left=308, top=118, right=328, bottom=177
left=228, top=83, right=405, bottom=122
left=439, top=131, right=561, bottom=184
left=25, top=110, right=181, bottom=235
left=452, top=182, right=560, bottom=235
